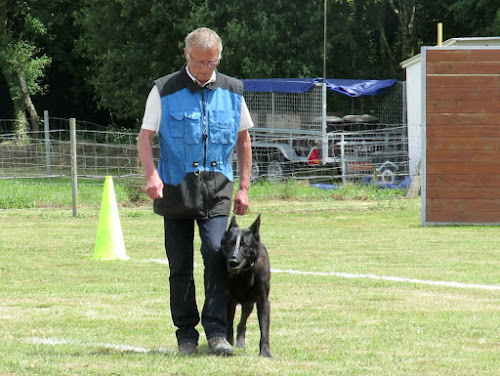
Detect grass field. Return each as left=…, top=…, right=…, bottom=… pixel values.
left=0, top=179, right=499, bottom=375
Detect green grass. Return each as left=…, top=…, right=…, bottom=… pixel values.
left=0, top=177, right=406, bottom=209
left=0, top=179, right=499, bottom=375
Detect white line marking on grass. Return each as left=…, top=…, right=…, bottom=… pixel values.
left=145, top=259, right=199, bottom=267
left=26, top=337, right=175, bottom=355
left=271, top=268, right=500, bottom=291
left=145, top=258, right=169, bottom=265
left=145, top=259, right=500, bottom=291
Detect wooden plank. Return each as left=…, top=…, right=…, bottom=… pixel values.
left=426, top=87, right=500, bottom=101
left=425, top=137, right=500, bottom=150
left=426, top=174, right=500, bottom=188
left=427, top=74, right=500, bottom=88
left=426, top=113, right=500, bottom=126
left=426, top=49, right=500, bottom=62
left=426, top=210, right=500, bottom=224
left=426, top=149, right=499, bottom=163
left=426, top=162, right=500, bottom=175
left=427, top=61, right=500, bottom=75
left=424, top=48, right=500, bottom=225
left=426, top=198, right=500, bottom=212
left=426, top=187, right=500, bottom=199
left=426, top=100, right=500, bottom=113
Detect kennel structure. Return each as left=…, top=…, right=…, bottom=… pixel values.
left=421, top=46, right=500, bottom=225
left=241, top=78, right=408, bottom=182
left=401, top=37, right=500, bottom=178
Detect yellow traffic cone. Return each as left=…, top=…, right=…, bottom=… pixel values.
left=93, top=176, right=129, bottom=260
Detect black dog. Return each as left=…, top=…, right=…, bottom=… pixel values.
left=221, top=215, right=271, bottom=357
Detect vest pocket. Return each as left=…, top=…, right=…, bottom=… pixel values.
left=209, top=110, right=236, bottom=144
left=169, top=111, right=202, bottom=144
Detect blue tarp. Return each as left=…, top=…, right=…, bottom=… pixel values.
left=242, top=78, right=397, bottom=97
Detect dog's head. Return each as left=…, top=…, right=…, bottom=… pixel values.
left=221, top=215, right=261, bottom=275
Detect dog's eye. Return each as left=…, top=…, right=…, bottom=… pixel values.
left=241, top=245, right=251, bottom=257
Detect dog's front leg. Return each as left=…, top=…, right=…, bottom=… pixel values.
left=256, top=297, right=271, bottom=357
left=236, top=302, right=254, bottom=349
left=227, top=299, right=237, bottom=346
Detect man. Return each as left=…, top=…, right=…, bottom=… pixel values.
left=137, top=27, right=253, bottom=356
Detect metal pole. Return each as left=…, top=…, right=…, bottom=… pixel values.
left=44, top=110, right=51, bottom=177
left=271, top=92, right=275, bottom=130
left=70, top=118, right=78, bottom=217
left=323, top=0, right=327, bottom=82
left=340, top=134, right=346, bottom=185
left=321, top=0, right=328, bottom=165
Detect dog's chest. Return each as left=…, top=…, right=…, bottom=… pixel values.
left=229, top=273, right=260, bottom=303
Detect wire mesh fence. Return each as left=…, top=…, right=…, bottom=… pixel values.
left=1, top=115, right=410, bottom=187
left=242, top=80, right=409, bottom=185
left=0, top=118, right=148, bottom=186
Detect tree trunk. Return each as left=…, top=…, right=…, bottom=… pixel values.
left=378, top=20, right=396, bottom=76
left=18, top=70, right=39, bottom=133
left=386, top=0, right=416, bottom=60
left=406, top=160, right=421, bottom=198
left=13, top=98, right=29, bottom=144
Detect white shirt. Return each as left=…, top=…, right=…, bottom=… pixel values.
left=141, top=65, right=254, bottom=133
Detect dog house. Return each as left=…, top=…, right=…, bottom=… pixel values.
left=421, top=46, right=500, bottom=225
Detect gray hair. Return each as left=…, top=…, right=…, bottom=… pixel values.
left=185, top=27, right=223, bottom=58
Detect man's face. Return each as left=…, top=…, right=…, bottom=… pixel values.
left=184, top=45, right=220, bottom=85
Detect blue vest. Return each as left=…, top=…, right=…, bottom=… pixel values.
left=152, top=68, right=243, bottom=219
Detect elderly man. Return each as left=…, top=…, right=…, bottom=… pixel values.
left=137, top=27, right=253, bottom=356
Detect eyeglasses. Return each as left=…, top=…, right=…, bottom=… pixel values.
left=188, top=54, right=220, bottom=68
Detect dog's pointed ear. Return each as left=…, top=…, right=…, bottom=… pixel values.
left=250, top=214, right=261, bottom=242
left=229, top=216, right=238, bottom=229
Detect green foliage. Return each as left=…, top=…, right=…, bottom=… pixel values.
left=2, top=0, right=499, bottom=124
left=75, top=0, right=190, bottom=121
left=449, top=0, right=500, bottom=35
left=0, top=1, right=51, bottom=101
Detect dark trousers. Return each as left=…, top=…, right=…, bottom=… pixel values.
left=164, top=216, right=229, bottom=345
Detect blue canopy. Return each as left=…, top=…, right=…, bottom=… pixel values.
left=242, top=78, right=397, bottom=97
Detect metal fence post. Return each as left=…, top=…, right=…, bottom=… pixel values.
left=70, top=118, right=78, bottom=217
left=340, top=134, right=346, bottom=185
left=44, top=110, right=51, bottom=177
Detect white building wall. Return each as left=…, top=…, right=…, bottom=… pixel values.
left=405, top=61, right=422, bottom=177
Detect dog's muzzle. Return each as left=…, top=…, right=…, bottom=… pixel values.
left=227, top=232, right=253, bottom=274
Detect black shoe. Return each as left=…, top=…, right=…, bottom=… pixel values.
left=178, top=341, right=198, bottom=356
left=208, top=337, right=234, bottom=356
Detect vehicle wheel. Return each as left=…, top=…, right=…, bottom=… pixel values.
left=267, top=161, right=285, bottom=181
left=250, top=158, right=261, bottom=181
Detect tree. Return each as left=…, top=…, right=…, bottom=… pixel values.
left=76, top=0, right=192, bottom=123
left=68, top=0, right=500, bottom=125
left=448, top=0, right=500, bottom=36
left=385, top=0, right=417, bottom=60
left=0, top=0, right=51, bottom=138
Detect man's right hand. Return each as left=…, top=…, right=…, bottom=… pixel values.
left=145, top=171, right=164, bottom=199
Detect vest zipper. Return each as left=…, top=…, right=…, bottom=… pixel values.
left=201, top=89, right=208, bottom=167
left=201, top=89, right=210, bottom=217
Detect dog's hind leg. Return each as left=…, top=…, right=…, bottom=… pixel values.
left=236, top=302, right=254, bottom=349
left=257, top=297, right=271, bottom=357
left=226, top=299, right=237, bottom=346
